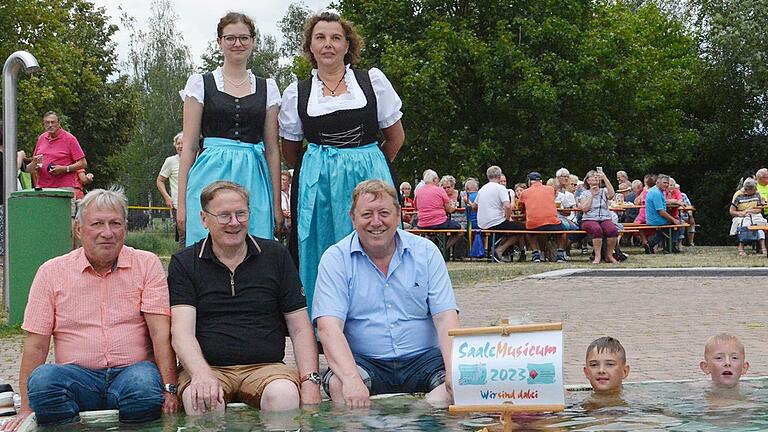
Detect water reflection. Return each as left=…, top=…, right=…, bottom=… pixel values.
left=24, top=379, right=768, bottom=431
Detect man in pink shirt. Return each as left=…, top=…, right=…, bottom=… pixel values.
left=3, top=189, right=178, bottom=431
left=32, top=111, right=87, bottom=189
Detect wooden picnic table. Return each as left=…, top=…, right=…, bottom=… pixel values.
left=747, top=225, right=768, bottom=257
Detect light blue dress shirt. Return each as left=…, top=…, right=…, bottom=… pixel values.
left=312, top=229, right=458, bottom=360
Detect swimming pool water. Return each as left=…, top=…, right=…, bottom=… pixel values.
left=14, top=378, right=768, bottom=431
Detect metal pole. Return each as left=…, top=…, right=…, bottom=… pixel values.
left=3, top=51, right=39, bottom=314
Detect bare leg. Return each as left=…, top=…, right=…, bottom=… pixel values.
left=496, top=236, right=517, bottom=256
left=328, top=375, right=345, bottom=404
left=424, top=383, right=451, bottom=407
left=260, top=379, right=300, bottom=411
left=591, top=238, right=603, bottom=264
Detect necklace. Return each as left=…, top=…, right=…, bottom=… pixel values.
left=319, top=74, right=345, bottom=95
left=222, top=73, right=249, bottom=88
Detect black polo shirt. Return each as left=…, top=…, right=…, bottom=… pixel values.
left=168, top=235, right=306, bottom=366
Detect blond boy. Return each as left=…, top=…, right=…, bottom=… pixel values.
left=583, top=337, right=630, bottom=395
left=699, top=333, right=749, bottom=388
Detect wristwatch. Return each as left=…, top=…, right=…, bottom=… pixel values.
left=163, top=383, right=178, bottom=394
left=300, top=372, right=321, bottom=385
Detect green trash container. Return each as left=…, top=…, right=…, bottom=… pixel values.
left=7, top=189, right=73, bottom=325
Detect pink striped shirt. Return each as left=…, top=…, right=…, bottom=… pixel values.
left=22, top=246, right=170, bottom=369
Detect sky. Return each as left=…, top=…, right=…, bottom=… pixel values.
left=90, top=0, right=332, bottom=68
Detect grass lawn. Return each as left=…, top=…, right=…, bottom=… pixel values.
left=1, top=245, right=765, bottom=336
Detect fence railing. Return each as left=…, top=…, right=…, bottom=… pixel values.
left=127, top=205, right=174, bottom=234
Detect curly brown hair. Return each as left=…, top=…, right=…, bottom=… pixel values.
left=217, top=12, right=256, bottom=38
left=302, top=12, right=363, bottom=68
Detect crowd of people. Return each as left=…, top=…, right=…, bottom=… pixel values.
left=1, top=8, right=766, bottom=431
left=402, top=166, right=705, bottom=264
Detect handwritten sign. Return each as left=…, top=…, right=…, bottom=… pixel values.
left=450, top=323, right=564, bottom=410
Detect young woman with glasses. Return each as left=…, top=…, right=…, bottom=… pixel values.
left=177, top=12, right=283, bottom=245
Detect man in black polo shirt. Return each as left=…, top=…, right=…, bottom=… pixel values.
left=168, top=181, right=321, bottom=415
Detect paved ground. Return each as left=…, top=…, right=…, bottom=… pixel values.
left=1, top=272, right=766, bottom=392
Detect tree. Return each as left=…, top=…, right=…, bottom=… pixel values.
left=336, top=0, right=704, bottom=182
left=108, top=0, right=194, bottom=205
left=0, top=0, right=139, bottom=188
left=279, top=1, right=313, bottom=58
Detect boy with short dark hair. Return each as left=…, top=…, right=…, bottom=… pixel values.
left=699, top=333, right=749, bottom=388
left=582, top=337, right=630, bottom=408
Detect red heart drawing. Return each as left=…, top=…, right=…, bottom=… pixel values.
left=529, top=369, right=538, bottom=379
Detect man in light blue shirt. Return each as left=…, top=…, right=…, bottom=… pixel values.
left=312, top=180, right=460, bottom=408
left=645, top=174, right=680, bottom=253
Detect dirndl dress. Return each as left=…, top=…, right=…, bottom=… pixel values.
left=288, top=69, right=398, bottom=313
left=185, top=72, right=274, bottom=245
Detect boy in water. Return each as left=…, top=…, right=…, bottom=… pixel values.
left=582, top=336, right=630, bottom=408
left=699, top=333, right=749, bottom=388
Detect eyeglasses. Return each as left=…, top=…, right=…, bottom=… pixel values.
left=204, top=209, right=250, bottom=224
left=221, top=34, right=253, bottom=46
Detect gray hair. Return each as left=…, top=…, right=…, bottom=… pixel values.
left=486, top=165, right=502, bottom=180
left=173, top=132, right=183, bottom=143
left=744, top=178, right=757, bottom=188
left=439, top=175, right=456, bottom=187
left=556, top=167, right=570, bottom=177
left=631, top=179, right=643, bottom=189
left=422, top=169, right=438, bottom=183
left=656, top=174, right=670, bottom=182
left=756, top=168, right=768, bottom=178
left=616, top=170, right=628, bottom=178
left=464, top=177, right=479, bottom=191
left=399, top=181, right=412, bottom=190
left=76, top=187, right=128, bottom=224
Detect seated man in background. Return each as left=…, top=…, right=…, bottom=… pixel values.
left=313, top=180, right=460, bottom=408
left=518, top=172, right=568, bottom=263
left=645, top=174, right=681, bottom=254
left=4, top=188, right=178, bottom=431
left=168, top=181, right=320, bottom=415
left=477, top=166, right=524, bottom=262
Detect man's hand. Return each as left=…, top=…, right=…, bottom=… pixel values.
left=162, top=393, right=179, bottom=414
left=48, top=165, right=68, bottom=176
left=164, top=197, right=174, bottom=208
left=188, top=372, right=224, bottom=412
left=341, top=376, right=370, bottom=408
left=29, top=154, right=43, bottom=172
left=299, top=381, right=322, bottom=406
left=0, top=409, right=32, bottom=431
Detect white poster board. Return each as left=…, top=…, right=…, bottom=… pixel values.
left=450, top=323, right=564, bottom=410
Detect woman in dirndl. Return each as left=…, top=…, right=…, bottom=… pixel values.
left=177, top=12, right=283, bottom=244
left=280, top=12, right=405, bottom=311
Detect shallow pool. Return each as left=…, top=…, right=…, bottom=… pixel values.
left=12, top=378, right=768, bottom=431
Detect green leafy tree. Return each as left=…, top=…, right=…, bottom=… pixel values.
left=108, top=0, right=194, bottom=205
left=337, top=0, right=704, bottom=183
left=0, top=0, right=139, bottom=188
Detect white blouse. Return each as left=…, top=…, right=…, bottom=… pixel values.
left=178, top=67, right=281, bottom=109
left=279, top=66, right=403, bottom=141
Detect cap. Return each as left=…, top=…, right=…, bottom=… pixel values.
left=527, top=171, right=542, bottom=181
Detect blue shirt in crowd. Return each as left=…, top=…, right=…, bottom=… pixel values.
left=645, top=185, right=668, bottom=226
left=311, top=229, right=458, bottom=360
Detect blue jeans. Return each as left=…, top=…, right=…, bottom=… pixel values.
left=27, top=360, right=163, bottom=426
left=323, top=347, right=446, bottom=396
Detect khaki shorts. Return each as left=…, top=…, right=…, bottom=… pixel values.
left=177, top=363, right=299, bottom=409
